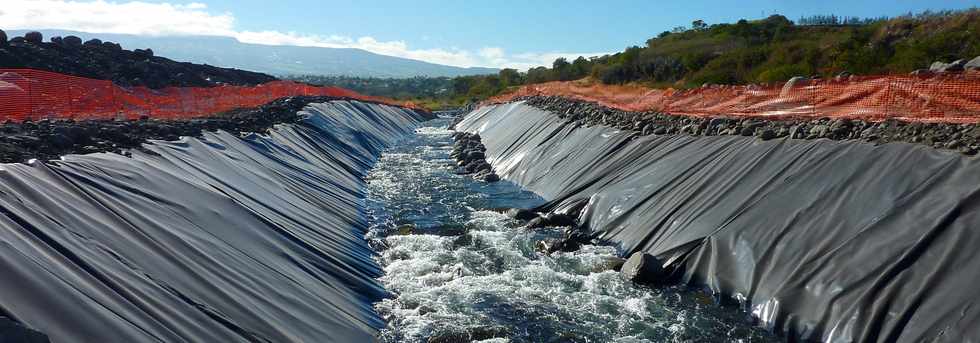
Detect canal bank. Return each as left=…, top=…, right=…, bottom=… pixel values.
left=453, top=100, right=980, bottom=342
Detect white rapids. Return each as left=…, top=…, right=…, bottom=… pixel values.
left=365, top=118, right=776, bottom=343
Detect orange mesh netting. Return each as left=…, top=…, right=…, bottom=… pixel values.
left=0, top=69, right=421, bottom=122
left=489, top=72, right=980, bottom=123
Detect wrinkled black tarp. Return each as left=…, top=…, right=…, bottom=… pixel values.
left=0, top=101, right=423, bottom=342
left=456, top=102, right=980, bottom=343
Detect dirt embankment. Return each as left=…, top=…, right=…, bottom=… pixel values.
left=517, top=95, right=980, bottom=155
left=0, top=30, right=276, bottom=88
left=0, top=96, right=387, bottom=163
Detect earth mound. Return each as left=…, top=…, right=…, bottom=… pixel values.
left=0, top=30, right=277, bottom=88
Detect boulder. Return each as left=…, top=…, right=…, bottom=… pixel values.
left=49, top=36, right=63, bottom=45
left=103, top=41, right=122, bottom=51
left=83, top=38, right=103, bottom=46
left=465, top=150, right=485, bottom=161
left=809, top=124, right=830, bottom=138
left=24, top=31, right=43, bottom=44
left=394, top=223, right=416, bottom=235
left=526, top=216, right=547, bottom=229
left=931, top=60, right=967, bottom=73
left=591, top=256, right=627, bottom=273
left=944, top=59, right=967, bottom=72
left=544, top=213, right=576, bottom=227
left=506, top=208, right=540, bottom=221
left=759, top=129, right=776, bottom=141
left=63, top=35, right=82, bottom=47
left=0, top=29, right=7, bottom=46
left=482, top=173, right=500, bottom=183
left=620, top=252, right=666, bottom=284
left=780, top=76, right=808, bottom=97
left=966, top=56, right=980, bottom=71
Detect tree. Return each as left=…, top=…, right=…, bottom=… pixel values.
left=692, top=19, right=707, bottom=30
left=526, top=66, right=553, bottom=84
left=552, top=57, right=575, bottom=81
left=498, top=68, right=522, bottom=88
left=571, top=56, right=592, bottom=79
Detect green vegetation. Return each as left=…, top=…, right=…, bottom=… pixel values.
left=293, top=9, right=980, bottom=109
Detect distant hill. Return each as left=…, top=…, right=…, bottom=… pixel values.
left=8, top=30, right=499, bottom=78
left=511, top=9, right=980, bottom=88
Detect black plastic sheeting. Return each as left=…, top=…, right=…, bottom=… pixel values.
left=0, top=101, right=424, bottom=342
left=456, top=102, right=980, bottom=343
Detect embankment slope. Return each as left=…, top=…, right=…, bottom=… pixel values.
left=456, top=101, right=980, bottom=342
left=0, top=100, right=423, bottom=342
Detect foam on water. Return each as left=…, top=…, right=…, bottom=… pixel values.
left=366, top=118, right=777, bottom=342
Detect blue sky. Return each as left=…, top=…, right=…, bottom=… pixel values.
left=4, top=0, right=979, bottom=69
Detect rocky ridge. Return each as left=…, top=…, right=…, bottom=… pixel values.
left=0, top=96, right=414, bottom=164
left=450, top=132, right=500, bottom=182
left=516, top=95, right=980, bottom=155
left=0, top=30, right=276, bottom=88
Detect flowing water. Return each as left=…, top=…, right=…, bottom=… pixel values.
left=365, top=117, right=779, bottom=343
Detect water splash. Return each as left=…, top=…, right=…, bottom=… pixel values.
left=366, top=118, right=777, bottom=342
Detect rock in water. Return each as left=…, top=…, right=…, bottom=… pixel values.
left=24, top=31, right=43, bottom=44
left=394, top=223, right=416, bottom=235
left=621, top=252, right=666, bottom=284
left=482, top=172, right=500, bottom=183
left=545, top=213, right=576, bottom=227
left=506, top=208, right=540, bottom=221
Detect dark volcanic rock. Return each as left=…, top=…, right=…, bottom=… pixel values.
left=0, top=29, right=7, bottom=46
left=506, top=208, right=541, bottom=221
left=515, top=95, right=980, bottom=155
left=527, top=212, right=578, bottom=229
left=24, top=31, right=43, bottom=44
left=621, top=252, right=666, bottom=284
left=451, top=131, right=500, bottom=183
left=0, top=96, right=420, bottom=164
left=62, top=35, right=82, bottom=47
left=0, top=33, right=276, bottom=89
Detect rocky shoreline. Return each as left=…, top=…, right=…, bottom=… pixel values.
left=0, top=96, right=413, bottom=164
left=514, top=95, right=980, bottom=155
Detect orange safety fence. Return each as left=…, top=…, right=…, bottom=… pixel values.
left=489, top=71, right=980, bottom=123
left=0, top=69, right=421, bottom=122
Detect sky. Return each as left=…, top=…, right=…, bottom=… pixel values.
left=2, top=0, right=978, bottom=70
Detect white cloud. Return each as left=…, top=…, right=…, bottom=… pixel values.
left=1, top=0, right=236, bottom=36
left=0, top=0, right=610, bottom=70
